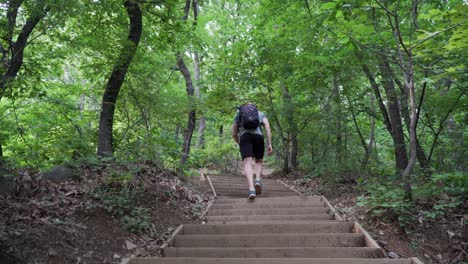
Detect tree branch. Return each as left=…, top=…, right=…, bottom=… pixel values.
left=414, top=19, right=467, bottom=48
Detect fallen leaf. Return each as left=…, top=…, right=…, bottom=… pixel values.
left=125, top=240, right=137, bottom=250
left=447, top=230, right=454, bottom=238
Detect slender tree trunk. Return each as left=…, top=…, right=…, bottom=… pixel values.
left=264, top=82, right=288, bottom=172
left=193, top=51, right=205, bottom=149
left=175, top=124, right=180, bottom=141
left=402, top=58, right=417, bottom=200
left=395, top=69, right=431, bottom=173
left=383, top=3, right=414, bottom=199
left=281, top=82, right=298, bottom=170
left=368, top=93, right=377, bottom=165
left=219, top=125, right=223, bottom=137
left=378, top=55, right=408, bottom=173
left=97, top=0, right=142, bottom=157
left=332, top=75, right=343, bottom=168
left=347, top=94, right=369, bottom=169
left=178, top=0, right=198, bottom=165
left=427, top=92, right=464, bottom=163
left=178, top=55, right=196, bottom=165
left=283, top=140, right=290, bottom=173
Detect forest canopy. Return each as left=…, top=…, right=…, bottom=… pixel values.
left=0, top=0, right=466, bottom=193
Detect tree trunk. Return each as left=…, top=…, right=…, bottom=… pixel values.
left=368, top=93, right=377, bottom=165
left=281, top=82, right=298, bottom=170
left=219, top=124, right=223, bottom=137
left=193, top=51, right=205, bottom=149
left=347, top=93, right=369, bottom=169
left=401, top=60, right=416, bottom=200
left=175, top=124, right=180, bottom=141
left=178, top=55, right=196, bottom=165
left=178, top=0, right=199, bottom=165
left=0, top=1, right=49, bottom=160
left=332, top=75, right=343, bottom=168
left=97, top=0, right=142, bottom=157
left=378, top=55, right=408, bottom=173
left=394, top=68, right=431, bottom=174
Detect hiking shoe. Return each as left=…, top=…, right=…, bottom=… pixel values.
left=248, top=190, right=256, bottom=200
left=254, top=179, right=262, bottom=195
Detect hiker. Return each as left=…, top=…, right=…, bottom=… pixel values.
left=232, top=103, right=273, bottom=199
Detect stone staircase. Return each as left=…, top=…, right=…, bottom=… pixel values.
left=125, top=174, right=423, bottom=264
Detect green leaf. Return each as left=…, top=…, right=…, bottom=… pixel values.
left=321, top=2, right=337, bottom=10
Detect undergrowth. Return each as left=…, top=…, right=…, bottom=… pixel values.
left=356, top=172, right=466, bottom=230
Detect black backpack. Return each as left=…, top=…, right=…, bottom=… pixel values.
left=238, top=104, right=260, bottom=129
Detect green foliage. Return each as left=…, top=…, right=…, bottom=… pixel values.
left=413, top=172, right=466, bottom=219
left=0, top=0, right=465, bottom=198
left=190, top=203, right=206, bottom=218
left=189, top=135, right=238, bottom=169
left=356, top=178, right=414, bottom=228
left=357, top=171, right=466, bottom=228
left=121, top=207, right=151, bottom=234
left=91, top=185, right=151, bottom=234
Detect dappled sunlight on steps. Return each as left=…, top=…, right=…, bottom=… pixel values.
left=124, top=174, right=423, bottom=264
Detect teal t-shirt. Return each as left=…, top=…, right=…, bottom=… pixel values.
left=234, top=110, right=266, bottom=137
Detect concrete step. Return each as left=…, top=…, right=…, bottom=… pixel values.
left=217, top=193, right=298, bottom=198
left=210, top=178, right=283, bottom=182
left=174, top=234, right=364, bottom=247
left=127, top=258, right=415, bottom=264
left=213, top=186, right=291, bottom=191
left=206, top=214, right=333, bottom=222
left=181, top=222, right=353, bottom=235
left=209, top=207, right=329, bottom=216
left=206, top=220, right=339, bottom=225
left=206, top=220, right=340, bottom=225
left=215, top=189, right=295, bottom=196
left=211, top=201, right=326, bottom=210
left=215, top=196, right=321, bottom=204
left=210, top=180, right=282, bottom=184
left=210, top=201, right=328, bottom=210
left=163, top=247, right=385, bottom=258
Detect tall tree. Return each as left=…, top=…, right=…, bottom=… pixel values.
left=178, top=0, right=200, bottom=165
left=97, top=0, right=142, bottom=157
left=0, top=0, right=50, bottom=161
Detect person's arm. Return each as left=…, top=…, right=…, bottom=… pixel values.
left=262, top=117, right=273, bottom=155
left=232, top=122, right=239, bottom=144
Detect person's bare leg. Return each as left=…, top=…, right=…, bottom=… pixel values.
left=255, top=159, right=263, bottom=181
left=243, top=157, right=255, bottom=191
left=254, top=159, right=263, bottom=195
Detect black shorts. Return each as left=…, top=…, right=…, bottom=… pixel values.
left=239, top=133, right=265, bottom=160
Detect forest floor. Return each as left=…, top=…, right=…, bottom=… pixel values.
left=271, top=171, right=467, bottom=264
left=0, top=163, right=213, bottom=264
left=0, top=162, right=466, bottom=264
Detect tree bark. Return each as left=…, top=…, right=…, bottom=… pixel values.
left=219, top=124, right=223, bottom=137
left=97, top=0, right=142, bottom=157
left=361, top=63, right=409, bottom=172
left=378, top=55, right=409, bottom=173
left=394, top=68, right=431, bottom=173
left=178, top=0, right=199, bottom=165
left=175, top=124, right=180, bottom=141
left=281, top=82, right=298, bottom=171
left=368, top=93, right=377, bottom=165
left=193, top=51, right=205, bottom=149
left=346, top=93, right=369, bottom=169
left=332, top=75, right=343, bottom=168
left=178, top=55, right=196, bottom=165
left=401, top=57, right=417, bottom=200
